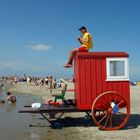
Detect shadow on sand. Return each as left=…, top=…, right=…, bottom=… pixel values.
left=123, top=114, right=140, bottom=130
left=30, top=114, right=140, bottom=130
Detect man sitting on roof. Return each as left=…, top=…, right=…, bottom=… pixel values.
left=63, top=26, right=93, bottom=68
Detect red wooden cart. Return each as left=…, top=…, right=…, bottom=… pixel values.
left=19, top=52, right=130, bottom=130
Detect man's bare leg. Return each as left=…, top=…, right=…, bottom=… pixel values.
left=64, top=48, right=79, bottom=68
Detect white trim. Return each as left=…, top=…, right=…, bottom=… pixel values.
left=106, top=57, right=129, bottom=81
left=106, top=79, right=129, bottom=82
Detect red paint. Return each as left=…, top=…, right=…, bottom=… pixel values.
left=74, top=52, right=130, bottom=110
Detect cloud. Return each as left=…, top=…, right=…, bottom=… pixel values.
left=26, top=44, right=52, bottom=51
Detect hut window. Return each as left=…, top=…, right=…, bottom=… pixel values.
left=106, top=58, right=129, bottom=81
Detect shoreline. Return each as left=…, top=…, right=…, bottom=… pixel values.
left=1, top=81, right=75, bottom=103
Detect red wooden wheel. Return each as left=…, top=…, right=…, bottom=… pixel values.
left=91, top=91, right=130, bottom=130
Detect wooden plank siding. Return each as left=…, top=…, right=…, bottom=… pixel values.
left=74, top=52, right=130, bottom=110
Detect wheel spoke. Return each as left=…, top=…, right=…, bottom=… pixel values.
left=113, top=114, right=118, bottom=124
left=117, top=99, right=124, bottom=106
left=118, top=112, right=126, bottom=115
left=117, top=115, right=125, bottom=122
left=103, top=115, right=110, bottom=128
left=110, top=113, right=112, bottom=128
left=116, top=112, right=128, bottom=122
left=114, top=96, right=118, bottom=103
left=98, top=114, right=108, bottom=124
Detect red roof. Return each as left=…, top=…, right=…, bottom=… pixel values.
left=76, top=52, right=129, bottom=58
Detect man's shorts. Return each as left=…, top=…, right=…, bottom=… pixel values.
left=78, top=46, right=88, bottom=52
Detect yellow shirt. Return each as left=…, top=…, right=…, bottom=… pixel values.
left=82, top=32, right=93, bottom=49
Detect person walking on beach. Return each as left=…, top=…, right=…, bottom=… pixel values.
left=63, top=26, right=93, bottom=68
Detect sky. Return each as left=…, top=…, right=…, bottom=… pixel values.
left=0, top=0, right=140, bottom=80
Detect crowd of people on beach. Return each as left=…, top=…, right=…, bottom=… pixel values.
left=0, top=74, right=74, bottom=93
left=1, top=74, right=73, bottom=88
left=1, top=74, right=50, bottom=85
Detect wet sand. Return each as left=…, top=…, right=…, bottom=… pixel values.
left=0, top=82, right=140, bottom=140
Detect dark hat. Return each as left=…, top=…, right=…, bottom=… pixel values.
left=78, top=26, right=87, bottom=30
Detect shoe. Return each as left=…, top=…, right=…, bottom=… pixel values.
left=63, top=64, right=73, bottom=68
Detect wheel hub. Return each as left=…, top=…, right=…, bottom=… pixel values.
left=111, top=102, right=119, bottom=114
left=107, top=107, right=112, bottom=114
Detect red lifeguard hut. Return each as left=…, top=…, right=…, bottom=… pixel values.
left=19, top=52, right=130, bottom=131
left=74, top=52, right=130, bottom=130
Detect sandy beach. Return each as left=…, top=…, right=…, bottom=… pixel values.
left=0, top=81, right=140, bottom=140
